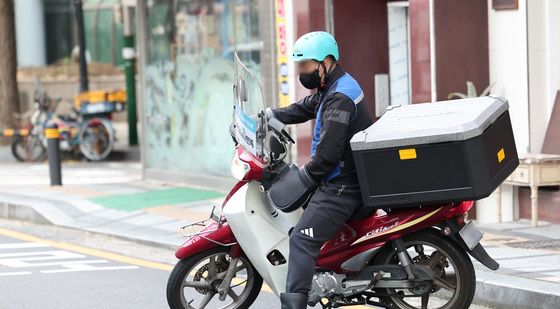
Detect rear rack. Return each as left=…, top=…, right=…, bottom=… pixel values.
left=177, top=205, right=236, bottom=246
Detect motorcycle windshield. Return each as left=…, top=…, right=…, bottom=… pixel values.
left=233, top=52, right=268, bottom=157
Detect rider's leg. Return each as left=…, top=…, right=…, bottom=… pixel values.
left=280, top=292, right=308, bottom=309
left=284, top=182, right=362, bottom=294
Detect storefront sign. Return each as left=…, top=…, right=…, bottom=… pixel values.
left=275, top=0, right=291, bottom=108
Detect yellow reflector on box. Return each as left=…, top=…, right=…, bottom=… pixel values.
left=497, top=148, right=505, bottom=163
left=399, top=148, right=417, bottom=160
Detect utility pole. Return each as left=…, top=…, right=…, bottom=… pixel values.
left=73, top=0, right=89, bottom=92
left=0, top=0, right=19, bottom=134
left=122, top=4, right=138, bottom=146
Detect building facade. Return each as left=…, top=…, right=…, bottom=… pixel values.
left=136, top=0, right=560, bottom=223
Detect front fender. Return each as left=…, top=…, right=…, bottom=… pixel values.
left=175, top=221, right=238, bottom=260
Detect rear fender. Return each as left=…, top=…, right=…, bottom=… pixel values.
left=443, top=219, right=500, bottom=270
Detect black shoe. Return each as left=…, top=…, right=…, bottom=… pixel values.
left=280, top=293, right=308, bottom=309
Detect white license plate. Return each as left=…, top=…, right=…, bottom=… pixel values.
left=86, top=104, right=107, bottom=113
left=459, top=221, right=483, bottom=250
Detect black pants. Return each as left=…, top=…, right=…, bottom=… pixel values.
left=285, top=181, right=363, bottom=294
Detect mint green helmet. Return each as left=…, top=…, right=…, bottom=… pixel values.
left=291, top=31, right=339, bottom=63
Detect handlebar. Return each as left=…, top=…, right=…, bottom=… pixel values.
left=230, top=111, right=294, bottom=166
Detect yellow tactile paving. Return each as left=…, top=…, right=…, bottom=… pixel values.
left=144, top=205, right=211, bottom=222
left=44, top=185, right=110, bottom=197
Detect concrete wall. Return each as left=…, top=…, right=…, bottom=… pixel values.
left=527, top=0, right=560, bottom=153
left=476, top=0, right=530, bottom=223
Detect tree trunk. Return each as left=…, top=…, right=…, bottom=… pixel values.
left=0, top=0, right=19, bottom=135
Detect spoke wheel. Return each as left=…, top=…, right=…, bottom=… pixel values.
left=78, top=117, right=114, bottom=161
left=11, top=135, right=46, bottom=162
left=167, top=247, right=263, bottom=309
left=373, top=229, right=476, bottom=309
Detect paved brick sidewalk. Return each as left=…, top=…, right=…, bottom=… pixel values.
left=478, top=221, right=560, bottom=284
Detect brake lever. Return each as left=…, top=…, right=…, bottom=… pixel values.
left=281, top=129, right=295, bottom=144
left=267, top=117, right=295, bottom=144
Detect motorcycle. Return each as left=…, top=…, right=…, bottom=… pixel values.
left=166, top=53, right=500, bottom=309
left=11, top=79, right=115, bottom=162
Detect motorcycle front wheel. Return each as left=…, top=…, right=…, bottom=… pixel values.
left=167, top=247, right=263, bottom=309
left=373, top=228, right=476, bottom=309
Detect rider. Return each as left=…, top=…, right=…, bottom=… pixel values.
left=268, top=31, right=374, bottom=308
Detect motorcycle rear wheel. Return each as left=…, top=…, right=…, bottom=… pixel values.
left=373, top=228, right=476, bottom=309
left=78, top=117, right=114, bottom=161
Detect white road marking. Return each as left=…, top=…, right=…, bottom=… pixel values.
left=0, top=243, right=49, bottom=250
left=0, top=271, right=32, bottom=276
left=1, top=259, right=110, bottom=268
left=0, top=250, right=84, bottom=258
left=0, top=243, right=140, bottom=275
left=42, top=265, right=138, bottom=274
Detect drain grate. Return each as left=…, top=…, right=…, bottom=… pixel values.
left=507, top=239, right=560, bottom=250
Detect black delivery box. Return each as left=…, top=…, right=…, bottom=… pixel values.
left=350, top=96, right=519, bottom=209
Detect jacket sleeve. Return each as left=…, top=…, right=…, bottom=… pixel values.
left=270, top=92, right=320, bottom=125
left=304, top=93, right=356, bottom=182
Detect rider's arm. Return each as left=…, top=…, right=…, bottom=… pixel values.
left=304, top=93, right=356, bottom=182
left=270, top=93, right=320, bottom=125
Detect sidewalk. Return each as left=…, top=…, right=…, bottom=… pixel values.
left=0, top=161, right=225, bottom=248
left=0, top=160, right=559, bottom=308
left=475, top=221, right=560, bottom=308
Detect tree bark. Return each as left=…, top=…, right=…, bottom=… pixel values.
left=0, top=0, right=19, bottom=133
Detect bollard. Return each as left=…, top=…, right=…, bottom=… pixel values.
left=45, top=121, right=62, bottom=186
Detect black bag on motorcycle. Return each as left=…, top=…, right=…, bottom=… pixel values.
left=265, top=163, right=318, bottom=212
left=351, top=96, right=519, bottom=209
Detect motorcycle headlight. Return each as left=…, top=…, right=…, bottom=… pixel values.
left=231, top=153, right=250, bottom=181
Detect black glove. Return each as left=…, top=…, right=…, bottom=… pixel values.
left=266, top=164, right=319, bottom=212
left=299, top=164, right=319, bottom=190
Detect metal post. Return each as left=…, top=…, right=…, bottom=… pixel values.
left=123, top=5, right=138, bottom=145
left=495, top=185, right=502, bottom=223
left=45, top=121, right=62, bottom=186
left=73, top=0, right=89, bottom=92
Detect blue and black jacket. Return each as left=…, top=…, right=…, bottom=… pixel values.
left=271, top=65, right=373, bottom=185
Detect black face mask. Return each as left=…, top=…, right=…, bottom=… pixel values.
left=299, top=67, right=321, bottom=89
left=299, top=62, right=326, bottom=90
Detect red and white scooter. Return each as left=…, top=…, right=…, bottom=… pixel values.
left=166, top=54, right=500, bottom=309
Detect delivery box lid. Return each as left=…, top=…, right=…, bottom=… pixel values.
left=350, top=96, right=509, bottom=150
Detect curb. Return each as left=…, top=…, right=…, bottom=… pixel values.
left=0, top=199, right=179, bottom=251
left=0, top=201, right=51, bottom=225
left=473, top=269, right=560, bottom=309
left=2, top=199, right=560, bottom=308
